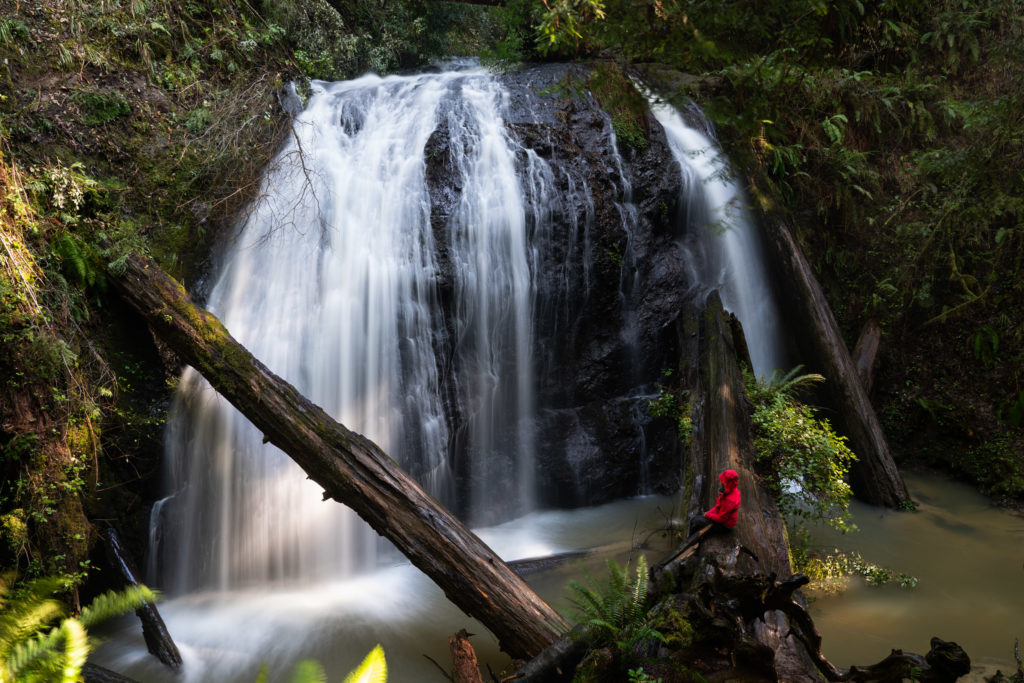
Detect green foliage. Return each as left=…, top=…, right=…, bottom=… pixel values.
left=612, top=115, right=648, bottom=152
left=627, top=667, right=661, bottom=683
left=341, top=644, right=387, bottom=683
left=72, top=91, right=131, bottom=126
left=648, top=374, right=693, bottom=447
left=746, top=367, right=857, bottom=532
left=0, top=571, right=155, bottom=683
left=790, top=533, right=919, bottom=593
left=567, top=556, right=665, bottom=662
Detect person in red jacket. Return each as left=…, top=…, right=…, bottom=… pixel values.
left=688, top=469, right=741, bottom=536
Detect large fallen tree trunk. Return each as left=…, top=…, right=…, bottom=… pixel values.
left=761, top=219, right=910, bottom=508
left=674, top=292, right=823, bottom=681
left=651, top=293, right=964, bottom=682
left=109, top=253, right=568, bottom=660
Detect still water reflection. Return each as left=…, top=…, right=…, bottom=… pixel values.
left=810, top=471, right=1024, bottom=680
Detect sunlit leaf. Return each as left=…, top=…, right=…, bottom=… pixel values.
left=342, top=645, right=387, bottom=683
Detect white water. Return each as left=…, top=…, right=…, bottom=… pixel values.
left=650, top=100, right=786, bottom=378
left=96, top=495, right=675, bottom=681
left=152, top=68, right=545, bottom=593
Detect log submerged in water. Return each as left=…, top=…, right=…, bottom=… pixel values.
left=100, top=528, right=182, bottom=671
left=761, top=219, right=910, bottom=508
left=109, top=253, right=568, bottom=660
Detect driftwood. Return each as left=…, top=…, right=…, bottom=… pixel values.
left=449, top=630, right=483, bottom=683
left=680, top=570, right=969, bottom=683
left=761, top=219, right=910, bottom=507
left=109, top=252, right=568, bottom=659
left=100, top=528, right=182, bottom=671
left=852, top=319, right=881, bottom=395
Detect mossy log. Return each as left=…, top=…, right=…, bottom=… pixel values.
left=761, top=219, right=910, bottom=508
left=109, top=253, right=568, bottom=660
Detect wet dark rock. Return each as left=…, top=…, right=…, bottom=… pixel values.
left=423, top=63, right=692, bottom=510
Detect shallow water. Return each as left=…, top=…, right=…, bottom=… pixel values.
left=90, top=495, right=678, bottom=681
left=809, top=471, right=1024, bottom=679
left=93, top=471, right=1024, bottom=681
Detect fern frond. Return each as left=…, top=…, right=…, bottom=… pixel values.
left=60, top=619, right=88, bottom=683
left=342, top=644, right=387, bottom=683
left=766, top=365, right=825, bottom=396
left=7, top=625, right=63, bottom=680
left=79, top=585, right=155, bottom=628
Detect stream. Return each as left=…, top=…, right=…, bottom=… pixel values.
left=810, top=470, right=1024, bottom=679
left=92, top=495, right=678, bottom=681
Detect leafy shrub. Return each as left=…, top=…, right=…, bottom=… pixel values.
left=746, top=368, right=858, bottom=532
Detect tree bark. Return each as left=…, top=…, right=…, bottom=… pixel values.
left=109, top=253, right=568, bottom=660
left=761, top=219, right=910, bottom=507
left=680, top=292, right=823, bottom=682
left=101, top=528, right=182, bottom=671
left=449, top=630, right=483, bottom=683
left=852, top=319, right=881, bottom=395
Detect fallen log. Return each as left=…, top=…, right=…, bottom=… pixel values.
left=852, top=319, right=881, bottom=395
left=81, top=663, right=138, bottom=683
left=506, top=624, right=591, bottom=682
left=109, top=252, right=568, bottom=660
left=761, top=219, right=910, bottom=507
left=100, top=528, right=182, bottom=671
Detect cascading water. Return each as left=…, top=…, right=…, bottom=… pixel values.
left=650, top=99, right=786, bottom=378
left=153, top=67, right=545, bottom=593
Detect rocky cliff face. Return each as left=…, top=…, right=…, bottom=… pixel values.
left=425, top=63, right=696, bottom=514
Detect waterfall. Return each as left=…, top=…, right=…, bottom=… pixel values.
left=650, top=100, right=786, bottom=378
left=155, top=68, right=545, bottom=592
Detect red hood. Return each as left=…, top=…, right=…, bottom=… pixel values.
left=719, top=469, right=739, bottom=491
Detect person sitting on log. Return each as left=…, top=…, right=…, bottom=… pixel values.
left=688, top=469, right=741, bottom=536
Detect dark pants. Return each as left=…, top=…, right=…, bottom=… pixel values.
left=687, top=513, right=729, bottom=538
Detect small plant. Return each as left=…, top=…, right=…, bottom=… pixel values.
left=628, top=666, right=662, bottom=683
left=648, top=377, right=693, bottom=447
left=257, top=644, right=387, bottom=683
left=567, top=556, right=665, bottom=662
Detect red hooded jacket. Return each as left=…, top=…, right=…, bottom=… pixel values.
left=705, top=469, right=741, bottom=528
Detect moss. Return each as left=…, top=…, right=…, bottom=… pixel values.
left=71, top=90, right=131, bottom=126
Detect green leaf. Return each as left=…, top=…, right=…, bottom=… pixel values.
left=291, top=659, right=327, bottom=683
left=342, top=644, right=387, bottom=683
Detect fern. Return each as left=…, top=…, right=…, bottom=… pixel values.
left=762, top=364, right=825, bottom=398
left=79, top=584, right=156, bottom=628
left=1, top=571, right=156, bottom=683
left=342, top=644, right=387, bottom=683
left=567, top=556, right=663, bottom=659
